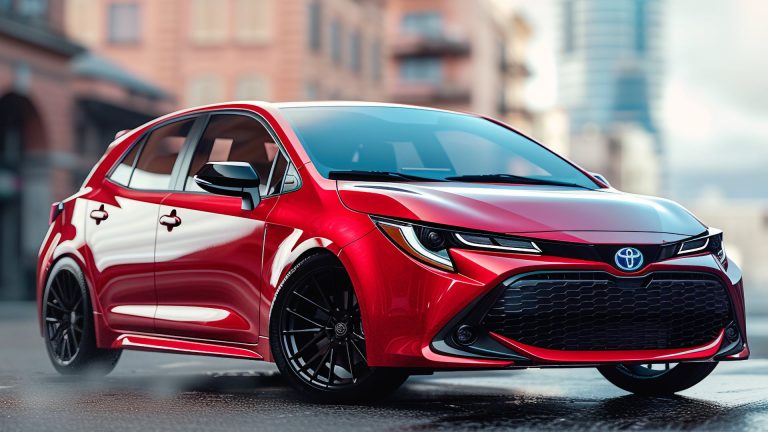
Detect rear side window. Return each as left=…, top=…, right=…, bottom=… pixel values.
left=185, top=114, right=281, bottom=195
left=129, top=119, right=195, bottom=190
left=109, top=140, right=141, bottom=186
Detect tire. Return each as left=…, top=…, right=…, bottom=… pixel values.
left=269, top=253, right=408, bottom=403
left=598, top=362, right=718, bottom=395
left=42, top=257, right=122, bottom=376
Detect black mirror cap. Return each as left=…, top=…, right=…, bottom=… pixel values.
left=193, top=162, right=261, bottom=210
left=195, top=161, right=261, bottom=188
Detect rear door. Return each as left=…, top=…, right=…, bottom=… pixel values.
left=153, top=112, right=290, bottom=343
left=86, top=116, right=200, bottom=333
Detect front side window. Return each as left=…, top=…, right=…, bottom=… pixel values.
left=281, top=106, right=598, bottom=189
left=185, top=114, right=282, bottom=195
left=108, top=3, right=140, bottom=44
left=129, top=119, right=195, bottom=190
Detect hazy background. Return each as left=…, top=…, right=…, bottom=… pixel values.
left=0, top=0, right=765, bottom=312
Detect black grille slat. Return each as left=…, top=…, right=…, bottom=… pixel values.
left=482, top=272, right=731, bottom=351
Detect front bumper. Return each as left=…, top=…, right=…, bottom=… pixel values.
left=337, top=228, right=749, bottom=369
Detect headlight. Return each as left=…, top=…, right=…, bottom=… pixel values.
left=677, top=229, right=727, bottom=264
left=373, top=217, right=541, bottom=271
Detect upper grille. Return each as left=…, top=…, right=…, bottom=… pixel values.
left=482, top=272, right=731, bottom=351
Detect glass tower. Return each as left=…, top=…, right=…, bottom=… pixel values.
left=558, top=0, right=663, bottom=147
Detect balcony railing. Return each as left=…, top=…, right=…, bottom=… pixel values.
left=391, top=32, right=470, bottom=57
left=390, top=82, right=471, bottom=104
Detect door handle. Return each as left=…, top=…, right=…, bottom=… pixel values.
left=89, top=205, right=108, bottom=225
left=159, top=209, right=181, bottom=231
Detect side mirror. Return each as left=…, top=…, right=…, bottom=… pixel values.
left=193, top=162, right=261, bottom=210
left=590, top=172, right=611, bottom=187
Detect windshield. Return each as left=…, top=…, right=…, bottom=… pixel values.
left=280, top=106, right=598, bottom=189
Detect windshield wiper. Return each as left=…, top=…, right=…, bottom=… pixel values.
left=328, top=170, right=446, bottom=182
left=445, top=174, right=593, bottom=189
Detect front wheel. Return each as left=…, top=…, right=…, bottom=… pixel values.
left=598, top=362, right=718, bottom=395
left=42, top=258, right=121, bottom=376
left=269, top=254, right=408, bottom=403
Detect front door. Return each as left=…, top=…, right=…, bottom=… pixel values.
left=153, top=113, right=288, bottom=343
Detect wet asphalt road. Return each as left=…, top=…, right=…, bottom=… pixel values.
left=2, top=302, right=768, bottom=431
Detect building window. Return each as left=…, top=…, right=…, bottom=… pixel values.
left=562, top=0, right=575, bottom=54
left=307, top=0, right=322, bottom=52
left=349, top=30, right=361, bottom=73
left=371, top=40, right=382, bottom=82
left=400, top=57, right=442, bottom=83
left=235, top=0, right=271, bottom=44
left=190, top=0, right=228, bottom=45
left=331, top=18, right=343, bottom=65
left=634, top=0, right=647, bottom=53
left=235, top=76, right=271, bottom=100
left=401, top=12, right=442, bottom=38
left=304, top=82, right=320, bottom=100
left=108, top=3, right=140, bottom=44
left=17, top=0, right=48, bottom=20
left=187, top=76, right=223, bottom=106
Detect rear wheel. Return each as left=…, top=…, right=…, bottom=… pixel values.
left=598, top=362, right=717, bottom=395
left=270, top=254, right=408, bottom=403
left=43, top=258, right=121, bottom=376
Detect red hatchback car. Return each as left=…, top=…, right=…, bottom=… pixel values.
left=37, top=102, right=748, bottom=402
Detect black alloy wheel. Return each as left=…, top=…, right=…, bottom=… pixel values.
left=45, top=269, right=85, bottom=365
left=598, top=362, right=718, bottom=395
left=270, top=254, right=407, bottom=402
left=42, top=258, right=121, bottom=375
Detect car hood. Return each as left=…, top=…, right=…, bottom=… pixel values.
left=337, top=182, right=706, bottom=240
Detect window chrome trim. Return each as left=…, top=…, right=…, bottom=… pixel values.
left=454, top=233, right=542, bottom=254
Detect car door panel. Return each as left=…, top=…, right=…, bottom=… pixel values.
left=85, top=182, right=166, bottom=333
left=153, top=193, right=276, bottom=343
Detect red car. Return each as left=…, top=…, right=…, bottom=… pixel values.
left=37, top=102, right=748, bottom=402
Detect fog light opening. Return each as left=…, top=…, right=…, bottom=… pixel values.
left=454, top=325, right=477, bottom=346
left=725, top=326, right=739, bottom=343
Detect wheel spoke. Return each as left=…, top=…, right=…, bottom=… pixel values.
left=286, top=308, right=327, bottom=329
left=326, top=348, right=336, bottom=386
left=292, top=292, right=330, bottom=315
left=298, top=346, right=329, bottom=375
left=352, top=331, right=365, bottom=341
left=288, top=332, right=327, bottom=361
left=282, top=328, right=322, bottom=335
left=311, top=348, right=331, bottom=382
left=49, top=283, right=67, bottom=310
left=345, top=341, right=355, bottom=383
left=45, top=317, right=60, bottom=323
left=69, top=327, right=79, bottom=347
left=46, top=301, right=66, bottom=313
left=311, top=277, right=332, bottom=310
left=350, top=339, right=367, bottom=363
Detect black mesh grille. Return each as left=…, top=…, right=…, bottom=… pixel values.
left=482, top=272, right=731, bottom=351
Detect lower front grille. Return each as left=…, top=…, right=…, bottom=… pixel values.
left=482, top=272, right=731, bottom=351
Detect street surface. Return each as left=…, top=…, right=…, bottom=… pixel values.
left=1, top=302, right=767, bottom=431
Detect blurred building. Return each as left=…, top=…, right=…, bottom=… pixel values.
left=64, top=0, right=387, bottom=106
left=569, top=124, right=659, bottom=195
left=0, top=0, right=172, bottom=300
left=385, top=0, right=532, bottom=124
left=558, top=0, right=663, bottom=150
left=558, top=0, right=662, bottom=137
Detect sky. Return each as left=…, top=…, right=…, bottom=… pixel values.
left=494, top=0, right=768, bottom=201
